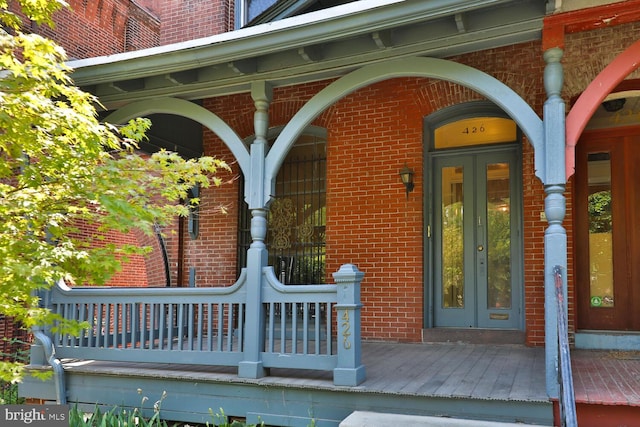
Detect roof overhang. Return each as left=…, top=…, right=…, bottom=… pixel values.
left=69, top=0, right=548, bottom=110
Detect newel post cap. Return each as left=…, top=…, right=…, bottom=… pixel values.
left=332, top=264, right=364, bottom=283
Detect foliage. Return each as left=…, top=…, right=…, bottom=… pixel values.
left=207, top=408, right=264, bottom=427
left=67, top=394, right=267, bottom=427
left=587, top=190, right=612, bottom=233
left=0, top=0, right=229, bottom=381
left=69, top=390, right=174, bottom=427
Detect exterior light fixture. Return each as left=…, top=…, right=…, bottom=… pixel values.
left=399, top=164, right=415, bottom=199
left=602, top=98, right=626, bottom=112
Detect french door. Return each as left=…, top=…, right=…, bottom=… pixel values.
left=432, top=148, right=521, bottom=329
left=575, top=127, right=640, bottom=331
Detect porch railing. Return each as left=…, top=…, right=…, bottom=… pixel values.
left=37, top=264, right=365, bottom=386
left=554, top=265, right=577, bottom=427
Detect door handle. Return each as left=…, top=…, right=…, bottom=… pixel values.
left=477, top=245, right=484, bottom=252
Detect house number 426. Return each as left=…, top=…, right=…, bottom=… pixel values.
left=462, top=125, right=485, bottom=134
left=341, top=310, right=352, bottom=350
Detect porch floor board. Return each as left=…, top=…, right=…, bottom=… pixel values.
left=571, top=349, right=640, bottom=406
left=61, top=341, right=549, bottom=402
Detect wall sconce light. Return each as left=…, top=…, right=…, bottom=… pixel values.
left=602, top=98, right=626, bottom=112
left=399, top=164, right=415, bottom=199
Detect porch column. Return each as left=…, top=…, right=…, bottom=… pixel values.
left=238, top=81, right=273, bottom=379
left=542, top=47, right=567, bottom=398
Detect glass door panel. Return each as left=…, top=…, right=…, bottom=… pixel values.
left=441, top=166, right=464, bottom=308
left=433, top=150, right=520, bottom=329
left=587, top=153, right=613, bottom=308
left=486, top=162, right=512, bottom=310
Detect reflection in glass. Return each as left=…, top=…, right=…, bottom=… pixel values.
left=442, top=166, right=464, bottom=308
left=487, top=163, right=511, bottom=309
left=587, top=153, right=613, bottom=307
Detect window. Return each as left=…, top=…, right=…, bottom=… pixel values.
left=236, top=0, right=278, bottom=28
left=238, top=128, right=327, bottom=284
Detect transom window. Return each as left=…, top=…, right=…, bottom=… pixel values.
left=434, top=117, right=517, bottom=149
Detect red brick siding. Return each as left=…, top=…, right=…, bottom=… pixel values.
left=11, top=0, right=160, bottom=59
left=194, top=41, right=549, bottom=344
left=142, top=0, right=232, bottom=46
left=70, top=220, right=163, bottom=287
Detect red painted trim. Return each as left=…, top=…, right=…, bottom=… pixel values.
left=565, top=39, right=640, bottom=179
left=543, top=0, right=640, bottom=50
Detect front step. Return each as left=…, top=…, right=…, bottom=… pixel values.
left=341, top=411, right=546, bottom=427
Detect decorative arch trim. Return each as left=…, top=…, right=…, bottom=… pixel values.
left=565, top=39, right=640, bottom=179
left=104, top=98, right=250, bottom=175
left=266, top=56, right=543, bottom=196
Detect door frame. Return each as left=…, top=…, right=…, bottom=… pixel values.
left=423, top=101, right=525, bottom=330
left=574, top=125, right=640, bottom=332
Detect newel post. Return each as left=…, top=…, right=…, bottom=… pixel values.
left=333, top=264, right=366, bottom=386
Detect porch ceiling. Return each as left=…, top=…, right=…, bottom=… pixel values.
left=70, top=0, right=548, bottom=111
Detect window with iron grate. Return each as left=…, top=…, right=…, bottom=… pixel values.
left=237, top=128, right=326, bottom=284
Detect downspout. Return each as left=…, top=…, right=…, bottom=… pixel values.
left=154, top=223, right=172, bottom=287
left=31, top=327, right=66, bottom=404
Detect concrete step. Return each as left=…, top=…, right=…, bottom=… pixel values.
left=340, top=411, right=549, bottom=427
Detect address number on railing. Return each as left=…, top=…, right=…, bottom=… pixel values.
left=341, top=310, right=351, bottom=350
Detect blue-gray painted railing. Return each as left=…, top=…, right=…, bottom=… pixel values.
left=41, top=264, right=365, bottom=386
left=554, top=265, right=577, bottom=427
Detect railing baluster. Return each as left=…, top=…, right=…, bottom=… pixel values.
left=104, top=304, right=115, bottom=348
left=216, top=303, right=223, bottom=351
left=226, top=303, right=234, bottom=351
left=314, top=302, right=320, bottom=355
left=84, top=303, right=93, bottom=348
left=159, top=303, right=165, bottom=350
left=188, top=303, right=194, bottom=351
left=177, top=304, right=184, bottom=351
left=303, top=303, right=309, bottom=355
left=280, top=302, right=286, bottom=354
left=237, top=303, right=244, bottom=352
left=130, top=303, right=137, bottom=349
left=206, top=303, right=213, bottom=351
left=96, top=303, right=103, bottom=348
left=326, top=302, right=332, bottom=356
left=122, top=303, right=128, bottom=349
left=140, top=303, right=147, bottom=349
left=70, top=303, right=78, bottom=347
left=268, top=302, right=275, bottom=353
left=196, top=303, right=203, bottom=351
left=167, top=304, right=174, bottom=350
left=149, top=304, right=155, bottom=350
left=292, top=303, right=298, bottom=354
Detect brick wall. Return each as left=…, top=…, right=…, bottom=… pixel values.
left=195, top=41, right=550, bottom=344
left=12, top=0, right=160, bottom=59
left=137, top=0, right=232, bottom=46
left=69, top=220, right=165, bottom=287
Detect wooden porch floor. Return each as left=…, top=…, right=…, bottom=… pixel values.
left=54, top=342, right=553, bottom=425
left=24, top=342, right=640, bottom=425
left=62, top=341, right=548, bottom=402
left=571, top=348, right=640, bottom=406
